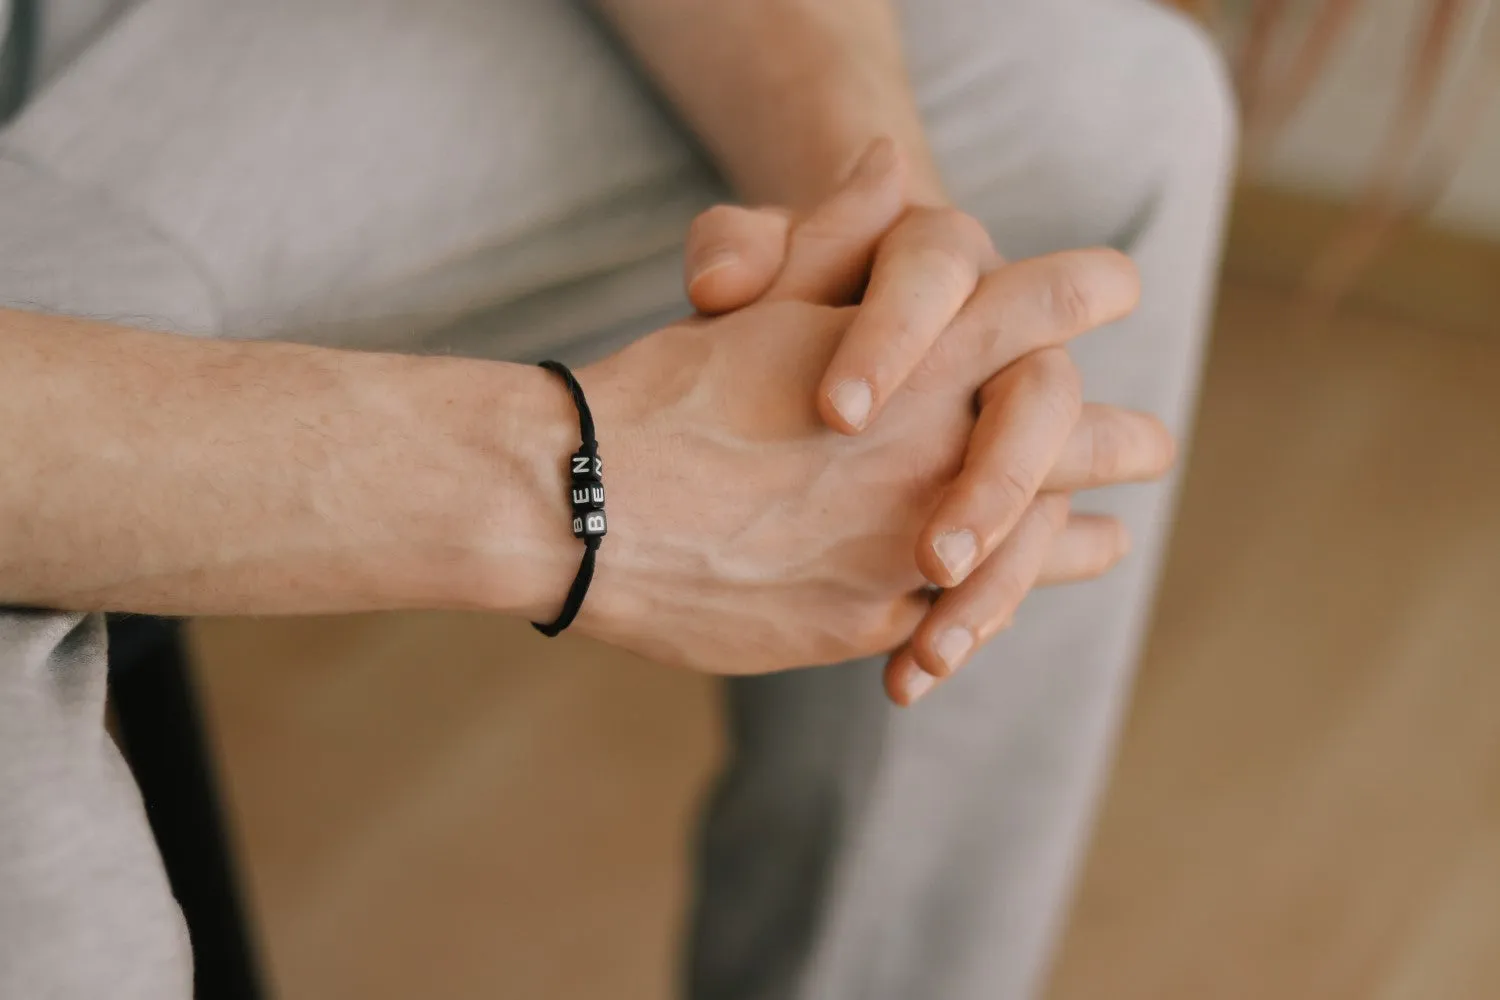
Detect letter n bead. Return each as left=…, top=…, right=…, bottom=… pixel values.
left=568, top=447, right=606, bottom=540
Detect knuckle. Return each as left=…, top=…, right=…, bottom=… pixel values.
left=1141, top=414, right=1178, bottom=473
left=986, top=562, right=1032, bottom=616
left=895, top=207, right=989, bottom=265
left=1056, top=380, right=1085, bottom=425
left=994, top=466, right=1038, bottom=517
left=1159, top=426, right=1179, bottom=472
left=844, top=601, right=910, bottom=658
left=993, top=349, right=1083, bottom=422
left=1033, top=492, right=1072, bottom=530
left=1030, top=250, right=1143, bottom=334
left=1100, top=250, right=1143, bottom=314
left=1049, top=346, right=1085, bottom=389
left=1044, top=265, right=1100, bottom=330
left=901, top=243, right=977, bottom=296
left=1085, top=533, right=1124, bottom=578
left=1036, top=351, right=1084, bottom=417
left=1086, top=411, right=1174, bottom=483
left=796, top=206, right=857, bottom=247
left=1085, top=417, right=1127, bottom=482
left=1101, top=246, right=1142, bottom=286
left=932, top=206, right=990, bottom=245
left=1079, top=521, right=1130, bottom=579
left=919, top=323, right=971, bottom=377
left=937, top=212, right=997, bottom=271
left=1106, top=519, right=1132, bottom=559
left=688, top=204, right=739, bottom=243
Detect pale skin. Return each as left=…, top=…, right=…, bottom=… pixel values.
left=0, top=151, right=1166, bottom=695
left=583, top=154, right=1168, bottom=697
left=0, top=0, right=1174, bottom=706
left=600, top=0, right=1176, bottom=698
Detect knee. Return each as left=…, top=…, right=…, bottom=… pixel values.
left=921, top=0, right=1240, bottom=256
left=1069, top=0, right=1240, bottom=254
left=1125, top=1, right=1240, bottom=183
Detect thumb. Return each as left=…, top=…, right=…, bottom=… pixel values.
left=684, top=205, right=793, bottom=315
left=767, top=136, right=909, bottom=305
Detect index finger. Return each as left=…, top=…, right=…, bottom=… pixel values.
left=683, top=205, right=793, bottom=315
left=908, top=248, right=1142, bottom=399
left=764, top=137, right=909, bottom=306
left=815, top=207, right=1000, bottom=434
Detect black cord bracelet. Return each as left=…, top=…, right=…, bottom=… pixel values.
left=532, top=360, right=605, bottom=637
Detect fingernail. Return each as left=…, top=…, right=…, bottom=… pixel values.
left=934, top=627, right=974, bottom=672
left=829, top=379, right=873, bottom=430
left=933, top=530, right=977, bottom=582
left=903, top=666, right=936, bottom=703
left=688, top=249, right=738, bottom=291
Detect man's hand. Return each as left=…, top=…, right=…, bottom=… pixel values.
left=571, top=152, right=1156, bottom=697
left=675, top=142, right=1176, bottom=702
left=598, top=1, right=1169, bottom=700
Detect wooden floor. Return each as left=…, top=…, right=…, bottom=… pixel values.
left=194, top=277, right=1500, bottom=1000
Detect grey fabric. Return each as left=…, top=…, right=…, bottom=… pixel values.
left=35, top=0, right=133, bottom=87
left=0, top=1, right=1235, bottom=997
left=0, top=152, right=214, bottom=1000
left=0, top=611, right=194, bottom=1000
left=691, top=8, right=1236, bottom=999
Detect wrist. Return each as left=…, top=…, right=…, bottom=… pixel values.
left=704, top=42, right=944, bottom=211
left=789, top=128, right=949, bottom=215
left=415, top=356, right=585, bottom=622
left=753, top=110, right=948, bottom=211
left=748, top=67, right=948, bottom=210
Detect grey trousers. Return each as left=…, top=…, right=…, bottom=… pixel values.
left=0, top=1, right=1235, bottom=997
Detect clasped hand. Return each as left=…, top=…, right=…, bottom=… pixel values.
left=575, top=140, right=1174, bottom=705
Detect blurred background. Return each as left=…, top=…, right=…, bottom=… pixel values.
left=156, top=1, right=1500, bottom=997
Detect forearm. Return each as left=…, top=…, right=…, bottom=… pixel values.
left=597, top=0, right=945, bottom=209
left=0, top=309, right=577, bottom=618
